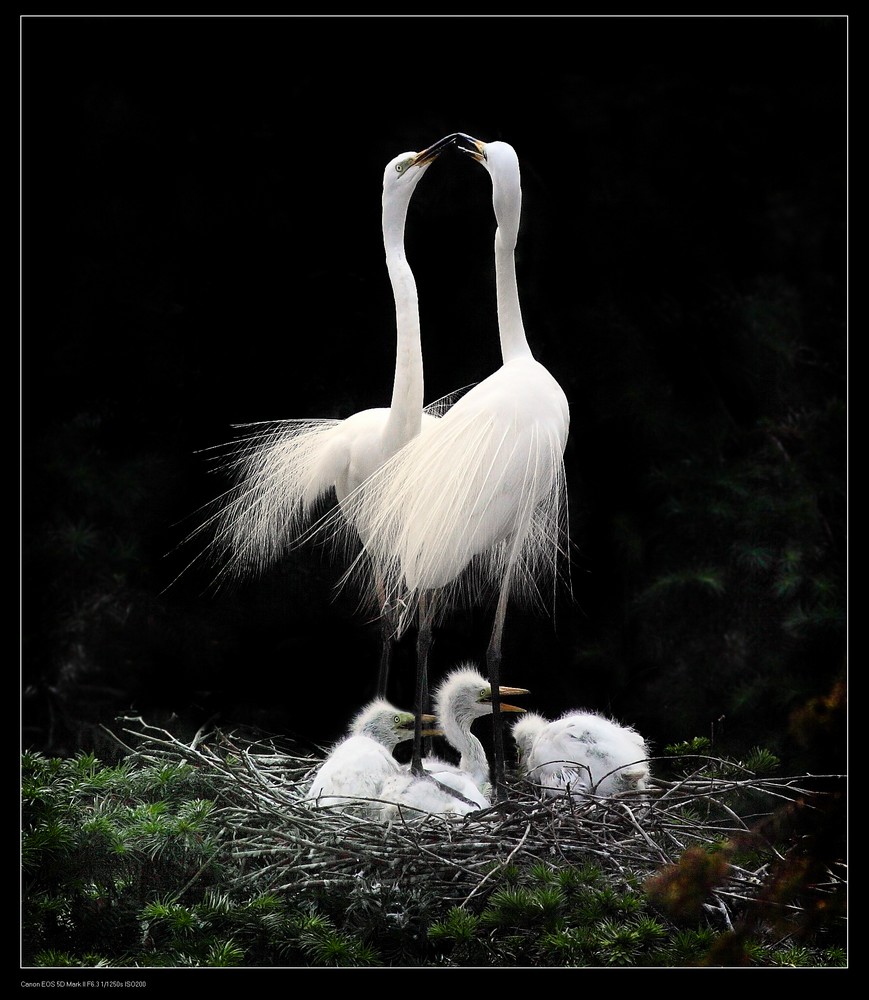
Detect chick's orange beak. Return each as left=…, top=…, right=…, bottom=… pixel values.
left=496, top=684, right=530, bottom=714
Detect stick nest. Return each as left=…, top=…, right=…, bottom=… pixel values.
left=112, top=717, right=844, bottom=926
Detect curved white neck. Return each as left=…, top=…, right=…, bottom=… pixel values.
left=382, top=193, right=424, bottom=454
left=442, top=708, right=491, bottom=789
left=495, top=226, right=533, bottom=363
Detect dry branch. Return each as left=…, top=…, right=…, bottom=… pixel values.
left=112, top=717, right=844, bottom=922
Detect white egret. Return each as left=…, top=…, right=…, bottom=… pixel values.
left=337, top=136, right=570, bottom=797
left=306, top=698, right=440, bottom=815
left=422, top=664, right=528, bottom=806
left=183, top=134, right=457, bottom=696
left=512, top=709, right=651, bottom=800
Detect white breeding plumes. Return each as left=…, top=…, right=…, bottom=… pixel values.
left=336, top=136, right=570, bottom=796
left=177, top=134, right=457, bottom=695
left=512, top=710, right=651, bottom=800
left=306, top=698, right=440, bottom=816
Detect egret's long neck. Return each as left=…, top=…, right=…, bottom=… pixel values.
left=382, top=191, right=424, bottom=455
left=442, top=706, right=491, bottom=790
left=494, top=198, right=533, bottom=364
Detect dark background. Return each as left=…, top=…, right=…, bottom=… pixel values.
left=22, top=15, right=847, bottom=774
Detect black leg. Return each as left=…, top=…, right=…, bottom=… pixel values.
left=375, top=575, right=393, bottom=698
left=486, top=582, right=511, bottom=802
left=411, top=594, right=433, bottom=777
left=376, top=613, right=393, bottom=699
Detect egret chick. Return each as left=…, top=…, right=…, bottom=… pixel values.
left=512, top=710, right=651, bottom=800
left=306, top=699, right=440, bottom=816
left=372, top=666, right=528, bottom=821
left=425, top=664, right=529, bottom=805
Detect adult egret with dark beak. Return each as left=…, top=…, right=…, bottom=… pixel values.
left=339, top=135, right=570, bottom=799
left=181, top=134, right=458, bottom=696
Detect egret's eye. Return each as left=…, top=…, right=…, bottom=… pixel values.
left=395, top=157, right=413, bottom=174
left=394, top=715, right=401, bottom=725
left=480, top=689, right=488, bottom=699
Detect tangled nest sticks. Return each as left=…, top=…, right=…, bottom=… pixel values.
left=109, top=717, right=844, bottom=931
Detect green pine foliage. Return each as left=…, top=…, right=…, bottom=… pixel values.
left=22, top=750, right=298, bottom=967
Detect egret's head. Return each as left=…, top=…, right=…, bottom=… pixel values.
left=510, top=712, right=549, bottom=766
left=456, top=134, right=521, bottom=238
left=350, top=698, right=442, bottom=749
left=609, top=764, right=652, bottom=794
left=383, top=133, right=456, bottom=198
left=434, top=664, right=529, bottom=727
left=456, top=132, right=486, bottom=163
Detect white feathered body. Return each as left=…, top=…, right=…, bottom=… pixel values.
left=306, top=732, right=402, bottom=815
left=199, top=407, right=442, bottom=582
left=375, top=770, right=485, bottom=822
left=419, top=756, right=491, bottom=809
left=343, top=356, right=569, bottom=629
left=516, top=711, right=651, bottom=799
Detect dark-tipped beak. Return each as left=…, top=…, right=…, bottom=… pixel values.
left=455, top=132, right=487, bottom=162
left=411, top=132, right=457, bottom=168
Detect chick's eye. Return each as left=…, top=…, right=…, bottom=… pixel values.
left=480, top=689, right=487, bottom=698
left=394, top=715, right=401, bottom=724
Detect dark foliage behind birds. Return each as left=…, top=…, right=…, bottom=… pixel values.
left=22, top=16, right=845, bottom=783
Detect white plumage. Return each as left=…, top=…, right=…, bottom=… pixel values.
left=374, top=770, right=483, bottom=821
left=179, top=135, right=456, bottom=693
left=306, top=699, right=439, bottom=816
left=424, top=665, right=528, bottom=804
left=337, top=137, right=570, bottom=795
left=375, top=666, right=529, bottom=821
left=345, top=138, right=569, bottom=623
left=512, top=710, right=651, bottom=800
